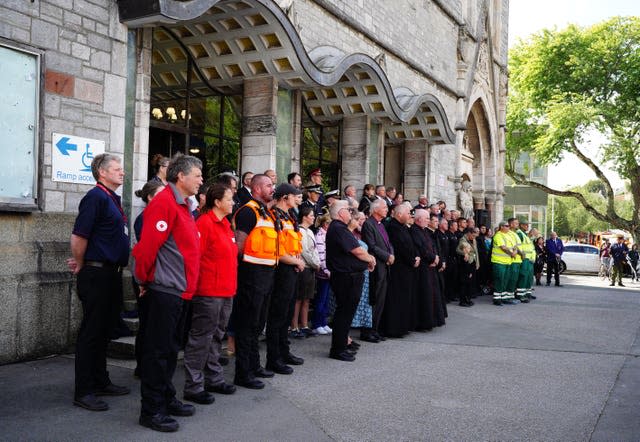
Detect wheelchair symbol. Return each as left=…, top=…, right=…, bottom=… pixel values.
left=80, top=144, right=93, bottom=172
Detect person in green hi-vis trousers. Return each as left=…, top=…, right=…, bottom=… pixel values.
left=516, top=221, right=536, bottom=302
left=490, top=221, right=517, bottom=306
left=505, top=218, right=524, bottom=304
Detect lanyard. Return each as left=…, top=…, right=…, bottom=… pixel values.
left=96, top=183, right=128, bottom=224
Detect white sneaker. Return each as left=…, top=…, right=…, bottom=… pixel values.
left=314, top=327, right=328, bottom=335
left=323, top=325, right=332, bottom=334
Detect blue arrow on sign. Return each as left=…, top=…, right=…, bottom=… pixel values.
left=56, top=136, right=77, bottom=156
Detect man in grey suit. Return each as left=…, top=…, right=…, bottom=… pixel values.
left=360, top=199, right=395, bottom=342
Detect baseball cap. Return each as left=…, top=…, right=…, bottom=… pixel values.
left=273, top=183, right=302, bottom=199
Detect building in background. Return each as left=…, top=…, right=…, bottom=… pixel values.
left=0, top=0, right=508, bottom=363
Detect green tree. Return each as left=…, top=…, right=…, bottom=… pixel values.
left=506, top=17, right=640, bottom=243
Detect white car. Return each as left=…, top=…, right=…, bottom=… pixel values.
left=558, top=244, right=601, bottom=273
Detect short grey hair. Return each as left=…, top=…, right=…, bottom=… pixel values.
left=91, top=153, right=121, bottom=181
left=166, top=154, right=203, bottom=183
left=329, top=200, right=350, bottom=220
left=370, top=198, right=387, bottom=212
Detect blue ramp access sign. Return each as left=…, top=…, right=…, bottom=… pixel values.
left=52, top=133, right=106, bottom=184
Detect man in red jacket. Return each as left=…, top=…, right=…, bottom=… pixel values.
left=133, top=154, right=202, bottom=433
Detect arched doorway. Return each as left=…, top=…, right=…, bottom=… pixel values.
left=464, top=99, right=494, bottom=225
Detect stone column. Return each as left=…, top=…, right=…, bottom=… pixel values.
left=241, top=76, right=278, bottom=174
left=290, top=90, right=303, bottom=173
left=403, top=139, right=428, bottom=203
left=341, top=115, right=369, bottom=193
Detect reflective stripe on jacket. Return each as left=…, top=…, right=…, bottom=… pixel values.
left=242, top=200, right=278, bottom=266
left=491, top=231, right=513, bottom=265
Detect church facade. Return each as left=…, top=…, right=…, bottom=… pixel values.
left=0, top=0, right=508, bottom=363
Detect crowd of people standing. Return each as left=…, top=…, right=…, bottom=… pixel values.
left=69, top=152, right=572, bottom=433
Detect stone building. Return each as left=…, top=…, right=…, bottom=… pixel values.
left=0, top=0, right=508, bottom=363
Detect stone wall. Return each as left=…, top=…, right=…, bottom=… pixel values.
left=293, top=0, right=460, bottom=123
left=0, top=0, right=131, bottom=363
left=0, top=213, right=79, bottom=364
left=0, top=0, right=128, bottom=213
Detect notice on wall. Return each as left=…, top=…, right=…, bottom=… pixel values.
left=52, top=133, right=105, bottom=184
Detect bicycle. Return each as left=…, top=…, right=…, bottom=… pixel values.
left=598, top=258, right=612, bottom=281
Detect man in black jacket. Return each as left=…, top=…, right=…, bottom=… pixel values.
left=360, top=199, right=395, bottom=342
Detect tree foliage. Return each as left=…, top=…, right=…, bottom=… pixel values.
left=506, top=17, right=640, bottom=242
left=548, top=180, right=634, bottom=237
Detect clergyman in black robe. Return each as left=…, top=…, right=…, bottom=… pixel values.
left=381, top=204, right=420, bottom=338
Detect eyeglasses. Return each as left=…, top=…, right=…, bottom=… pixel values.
left=339, top=207, right=356, bottom=215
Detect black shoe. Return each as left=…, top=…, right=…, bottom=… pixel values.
left=348, top=340, right=361, bottom=349
left=555, top=284, right=562, bottom=287
left=530, top=294, right=537, bottom=299
left=372, top=332, right=386, bottom=341
left=282, top=353, right=304, bottom=365
left=329, top=351, right=356, bottom=362
left=168, top=399, right=195, bottom=416
left=95, top=383, right=130, bottom=396
left=139, top=414, right=179, bottom=432
left=254, top=367, right=274, bottom=378
left=73, top=394, right=109, bottom=411
left=218, top=356, right=229, bottom=366
left=234, top=378, right=265, bottom=390
left=520, top=298, right=530, bottom=303
left=346, top=342, right=359, bottom=352
left=535, top=281, right=541, bottom=286
left=458, top=301, right=472, bottom=307
left=360, top=333, right=379, bottom=343
left=492, top=300, right=503, bottom=306
left=266, top=361, right=293, bottom=375
left=183, top=391, right=215, bottom=405
left=618, top=283, right=625, bottom=287
left=609, top=283, right=615, bottom=286
left=205, top=382, right=236, bottom=395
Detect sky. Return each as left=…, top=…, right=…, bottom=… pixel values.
left=508, top=0, right=640, bottom=190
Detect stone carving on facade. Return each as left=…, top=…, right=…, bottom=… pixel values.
left=457, top=178, right=475, bottom=219
left=374, top=52, right=387, bottom=72
left=477, top=42, right=489, bottom=84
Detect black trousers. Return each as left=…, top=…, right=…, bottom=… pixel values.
left=234, top=262, right=275, bottom=382
left=546, top=259, right=560, bottom=284
left=329, top=271, right=364, bottom=355
left=460, top=263, right=476, bottom=303
left=266, top=264, right=297, bottom=366
left=139, top=289, right=184, bottom=417
left=75, top=266, right=122, bottom=397
left=370, top=269, right=388, bottom=333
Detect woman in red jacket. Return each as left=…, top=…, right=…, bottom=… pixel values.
left=183, top=183, right=238, bottom=404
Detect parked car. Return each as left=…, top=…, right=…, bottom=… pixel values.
left=558, top=244, right=601, bottom=274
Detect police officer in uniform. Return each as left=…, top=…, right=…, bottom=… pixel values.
left=232, top=174, right=278, bottom=389
left=300, top=184, right=323, bottom=219
left=68, top=153, right=130, bottom=412
left=265, top=184, right=306, bottom=374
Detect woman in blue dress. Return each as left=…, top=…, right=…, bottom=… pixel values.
left=350, top=211, right=373, bottom=329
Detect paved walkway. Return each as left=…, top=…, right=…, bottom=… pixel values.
left=1, top=275, right=639, bottom=441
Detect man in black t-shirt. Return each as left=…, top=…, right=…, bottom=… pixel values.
left=325, top=200, right=375, bottom=362
left=232, top=174, right=277, bottom=390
